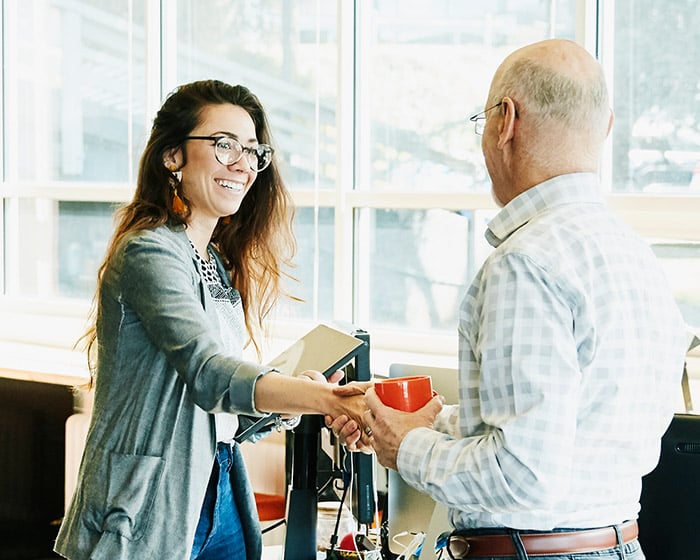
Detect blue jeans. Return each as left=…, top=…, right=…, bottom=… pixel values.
left=190, top=442, right=247, bottom=560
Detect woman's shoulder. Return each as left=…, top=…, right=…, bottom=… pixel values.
left=105, top=224, right=197, bottom=289
left=111, top=224, right=194, bottom=275
left=120, top=223, right=189, bottom=253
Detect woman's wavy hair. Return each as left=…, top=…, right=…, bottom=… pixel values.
left=82, top=80, right=296, bottom=376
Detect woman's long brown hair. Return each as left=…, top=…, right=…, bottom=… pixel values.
left=81, top=80, right=296, bottom=382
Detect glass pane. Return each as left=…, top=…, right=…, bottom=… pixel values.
left=58, top=202, right=116, bottom=298
left=3, top=0, right=148, bottom=182
left=611, top=1, right=700, bottom=193
left=3, top=199, right=114, bottom=299
left=174, top=0, right=339, bottom=191
left=357, top=208, right=476, bottom=332
left=276, top=207, right=335, bottom=321
left=357, top=0, right=576, bottom=193
left=651, top=241, right=700, bottom=329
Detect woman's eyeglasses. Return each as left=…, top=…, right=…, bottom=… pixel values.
left=186, top=135, right=274, bottom=171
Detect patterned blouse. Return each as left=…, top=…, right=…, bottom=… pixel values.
left=191, top=240, right=245, bottom=443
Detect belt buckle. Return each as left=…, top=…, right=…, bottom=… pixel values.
left=447, top=535, right=471, bottom=559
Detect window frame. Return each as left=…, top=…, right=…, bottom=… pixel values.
left=1, top=0, right=698, bottom=378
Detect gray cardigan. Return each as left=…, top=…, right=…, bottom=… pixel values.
left=55, top=224, right=272, bottom=560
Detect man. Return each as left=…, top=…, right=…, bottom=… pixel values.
left=351, top=39, right=688, bottom=559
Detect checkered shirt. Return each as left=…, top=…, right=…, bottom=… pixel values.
left=397, top=173, right=688, bottom=531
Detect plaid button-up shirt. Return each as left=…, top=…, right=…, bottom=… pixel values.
left=398, top=173, right=688, bottom=531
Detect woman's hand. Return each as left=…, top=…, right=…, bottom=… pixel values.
left=324, top=381, right=375, bottom=452
left=333, top=380, right=373, bottom=396
left=297, top=369, right=344, bottom=384
left=253, top=372, right=367, bottom=431
left=279, top=369, right=344, bottom=421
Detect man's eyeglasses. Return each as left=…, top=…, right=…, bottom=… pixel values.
left=186, top=136, right=274, bottom=172
left=468, top=101, right=503, bottom=135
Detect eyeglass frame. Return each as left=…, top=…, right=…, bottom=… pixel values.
left=185, top=135, right=274, bottom=171
left=468, top=101, right=503, bottom=135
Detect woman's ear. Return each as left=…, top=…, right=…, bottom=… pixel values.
left=163, top=147, right=183, bottom=170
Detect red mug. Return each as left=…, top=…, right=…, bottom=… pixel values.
left=374, top=375, right=434, bottom=412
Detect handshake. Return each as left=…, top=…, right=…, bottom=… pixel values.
left=326, top=374, right=443, bottom=471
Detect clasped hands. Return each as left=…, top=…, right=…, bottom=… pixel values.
left=325, top=380, right=444, bottom=471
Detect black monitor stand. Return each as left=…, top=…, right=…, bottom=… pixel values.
left=283, top=414, right=323, bottom=560
left=283, top=328, right=373, bottom=560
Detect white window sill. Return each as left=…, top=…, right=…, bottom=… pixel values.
left=0, top=341, right=89, bottom=386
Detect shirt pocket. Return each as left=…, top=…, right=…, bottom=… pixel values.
left=84, top=451, right=165, bottom=541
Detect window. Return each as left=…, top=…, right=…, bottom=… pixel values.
left=605, top=0, right=700, bottom=329
left=1, top=0, right=698, bottom=365
left=610, top=0, right=700, bottom=194
left=2, top=0, right=148, bottom=302
left=352, top=1, right=576, bottom=335
left=169, top=0, right=340, bottom=323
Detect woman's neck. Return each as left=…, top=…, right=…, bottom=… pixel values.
left=185, top=219, right=216, bottom=260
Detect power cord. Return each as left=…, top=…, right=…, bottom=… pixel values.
left=391, top=531, right=426, bottom=560
left=327, top=470, right=352, bottom=553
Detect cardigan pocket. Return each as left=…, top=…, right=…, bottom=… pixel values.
left=84, top=451, right=165, bottom=541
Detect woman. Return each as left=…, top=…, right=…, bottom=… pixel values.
left=55, top=80, right=366, bottom=560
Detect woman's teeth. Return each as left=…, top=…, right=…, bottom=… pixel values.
left=216, top=179, right=244, bottom=193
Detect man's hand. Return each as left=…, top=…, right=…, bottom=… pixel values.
left=324, top=381, right=375, bottom=452
left=325, top=413, right=374, bottom=453
left=362, top=387, right=443, bottom=470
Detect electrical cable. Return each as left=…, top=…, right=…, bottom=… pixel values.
left=261, top=518, right=285, bottom=535
left=392, top=531, right=426, bottom=560
left=327, top=472, right=351, bottom=552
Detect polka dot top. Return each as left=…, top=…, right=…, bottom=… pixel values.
left=190, top=241, right=221, bottom=285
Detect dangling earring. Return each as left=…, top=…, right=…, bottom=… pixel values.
left=167, top=163, right=183, bottom=184
left=167, top=164, right=187, bottom=215
left=172, top=188, right=187, bottom=215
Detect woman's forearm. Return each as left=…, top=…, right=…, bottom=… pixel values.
left=253, top=372, right=367, bottom=427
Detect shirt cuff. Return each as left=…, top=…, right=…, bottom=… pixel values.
left=396, top=426, right=441, bottom=489
left=228, top=362, right=275, bottom=415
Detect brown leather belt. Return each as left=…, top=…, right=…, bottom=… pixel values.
left=447, top=520, right=638, bottom=558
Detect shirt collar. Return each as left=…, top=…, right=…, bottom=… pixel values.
left=485, top=173, right=604, bottom=248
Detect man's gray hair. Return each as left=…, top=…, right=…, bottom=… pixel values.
left=495, top=57, right=609, bottom=138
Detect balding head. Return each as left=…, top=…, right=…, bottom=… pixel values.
left=480, top=39, right=613, bottom=205
left=488, top=39, right=611, bottom=168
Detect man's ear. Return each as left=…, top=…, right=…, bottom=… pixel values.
left=605, top=109, right=614, bottom=139
left=497, top=96, right=517, bottom=150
